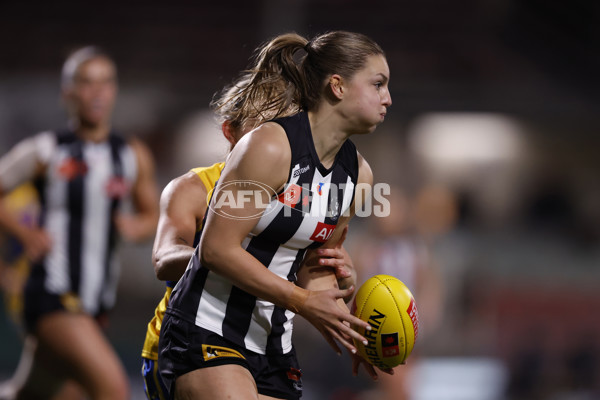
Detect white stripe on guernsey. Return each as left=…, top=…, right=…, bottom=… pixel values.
left=281, top=310, right=295, bottom=351
left=195, top=271, right=232, bottom=337
left=243, top=246, right=299, bottom=353
left=80, top=143, right=112, bottom=314
left=43, top=150, right=71, bottom=295
left=244, top=299, right=274, bottom=352
left=194, top=237, right=251, bottom=334
left=340, top=176, right=355, bottom=216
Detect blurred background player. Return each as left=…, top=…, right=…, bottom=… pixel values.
left=353, top=185, right=456, bottom=400
left=141, top=74, right=356, bottom=400
left=0, top=46, right=159, bottom=400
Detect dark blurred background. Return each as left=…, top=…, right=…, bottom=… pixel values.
left=1, top=1, right=599, bottom=399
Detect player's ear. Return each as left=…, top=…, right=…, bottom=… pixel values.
left=222, top=121, right=236, bottom=146
left=329, top=75, right=344, bottom=100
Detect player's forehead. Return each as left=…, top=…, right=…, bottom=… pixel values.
left=353, top=54, right=390, bottom=82
left=74, top=56, right=116, bottom=81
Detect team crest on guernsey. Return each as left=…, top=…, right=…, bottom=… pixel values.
left=278, top=184, right=302, bottom=207
left=328, top=199, right=340, bottom=220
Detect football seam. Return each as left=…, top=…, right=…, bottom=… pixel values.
left=381, top=277, right=408, bottom=362
left=358, top=281, right=382, bottom=320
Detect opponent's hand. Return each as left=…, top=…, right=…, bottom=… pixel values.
left=350, top=352, right=394, bottom=380
left=22, top=227, right=52, bottom=262
left=298, top=285, right=371, bottom=356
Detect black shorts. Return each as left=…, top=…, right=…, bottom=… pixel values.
left=158, top=314, right=303, bottom=400
left=23, top=266, right=106, bottom=333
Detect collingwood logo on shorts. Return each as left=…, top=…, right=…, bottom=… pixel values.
left=202, top=344, right=246, bottom=361
left=292, top=164, right=310, bottom=178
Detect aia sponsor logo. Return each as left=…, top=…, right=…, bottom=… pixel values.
left=58, top=158, right=88, bottom=181
left=309, top=222, right=336, bottom=243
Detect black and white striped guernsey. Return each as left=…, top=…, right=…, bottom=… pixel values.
left=26, top=130, right=138, bottom=316
left=166, top=112, right=359, bottom=356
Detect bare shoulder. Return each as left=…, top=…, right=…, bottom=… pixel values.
left=160, top=170, right=206, bottom=208
left=165, top=171, right=207, bottom=201
left=223, top=122, right=290, bottom=188
left=233, top=122, right=289, bottom=163
left=357, top=150, right=373, bottom=186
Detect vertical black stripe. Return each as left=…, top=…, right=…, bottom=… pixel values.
left=168, top=246, right=208, bottom=319
left=67, top=140, right=85, bottom=294
left=99, top=136, right=124, bottom=310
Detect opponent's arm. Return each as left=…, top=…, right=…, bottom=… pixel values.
left=303, top=225, right=356, bottom=302
left=152, top=172, right=207, bottom=281
left=199, top=123, right=371, bottom=354
left=115, top=138, right=159, bottom=242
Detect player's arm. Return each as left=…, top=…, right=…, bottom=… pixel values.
left=152, top=171, right=207, bottom=281
left=300, top=225, right=356, bottom=302
left=115, top=138, right=159, bottom=242
left=297, top=151, right=372, bottom=298
left=0, top=134, right=52, bottom=261
left=199, top=123, right=371, bottom=355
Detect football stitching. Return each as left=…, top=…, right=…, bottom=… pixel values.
left=359, top=281, right=382, bottom=320
left=381, top=277, right=408, bottom=363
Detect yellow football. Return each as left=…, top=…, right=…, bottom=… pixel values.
left=351, top=274, right=419, bottom=369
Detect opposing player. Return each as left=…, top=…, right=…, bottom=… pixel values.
left=159, top=31, right=393, bottom=399
left=0, top=46, right=159, bottom=400
left=141, top=75, right=356, bottom=400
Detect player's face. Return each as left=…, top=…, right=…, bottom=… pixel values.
left=342, top=54, right=392, bottom=134
left=65, top=57, right=117, bottom=127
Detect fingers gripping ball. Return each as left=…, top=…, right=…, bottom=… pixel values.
left=351, top=275, right=419, bottom=368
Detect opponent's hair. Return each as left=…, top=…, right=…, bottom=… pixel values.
left=61, top=46, right=115, bottom=89
left=214, top=31, right=384, bottom=122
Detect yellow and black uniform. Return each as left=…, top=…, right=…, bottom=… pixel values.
left=0, top=183, right=40, bottom=329
left=141, top=162, right=223, bottom=400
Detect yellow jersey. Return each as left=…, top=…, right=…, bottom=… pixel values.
left=0, top=183, right=40, bottom=328
left=141, top=162, right=224, bottom=360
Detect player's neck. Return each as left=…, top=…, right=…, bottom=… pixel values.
left=307, top=110, right=348, bottom=169
left=70, top=119, right=112, bottom=143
